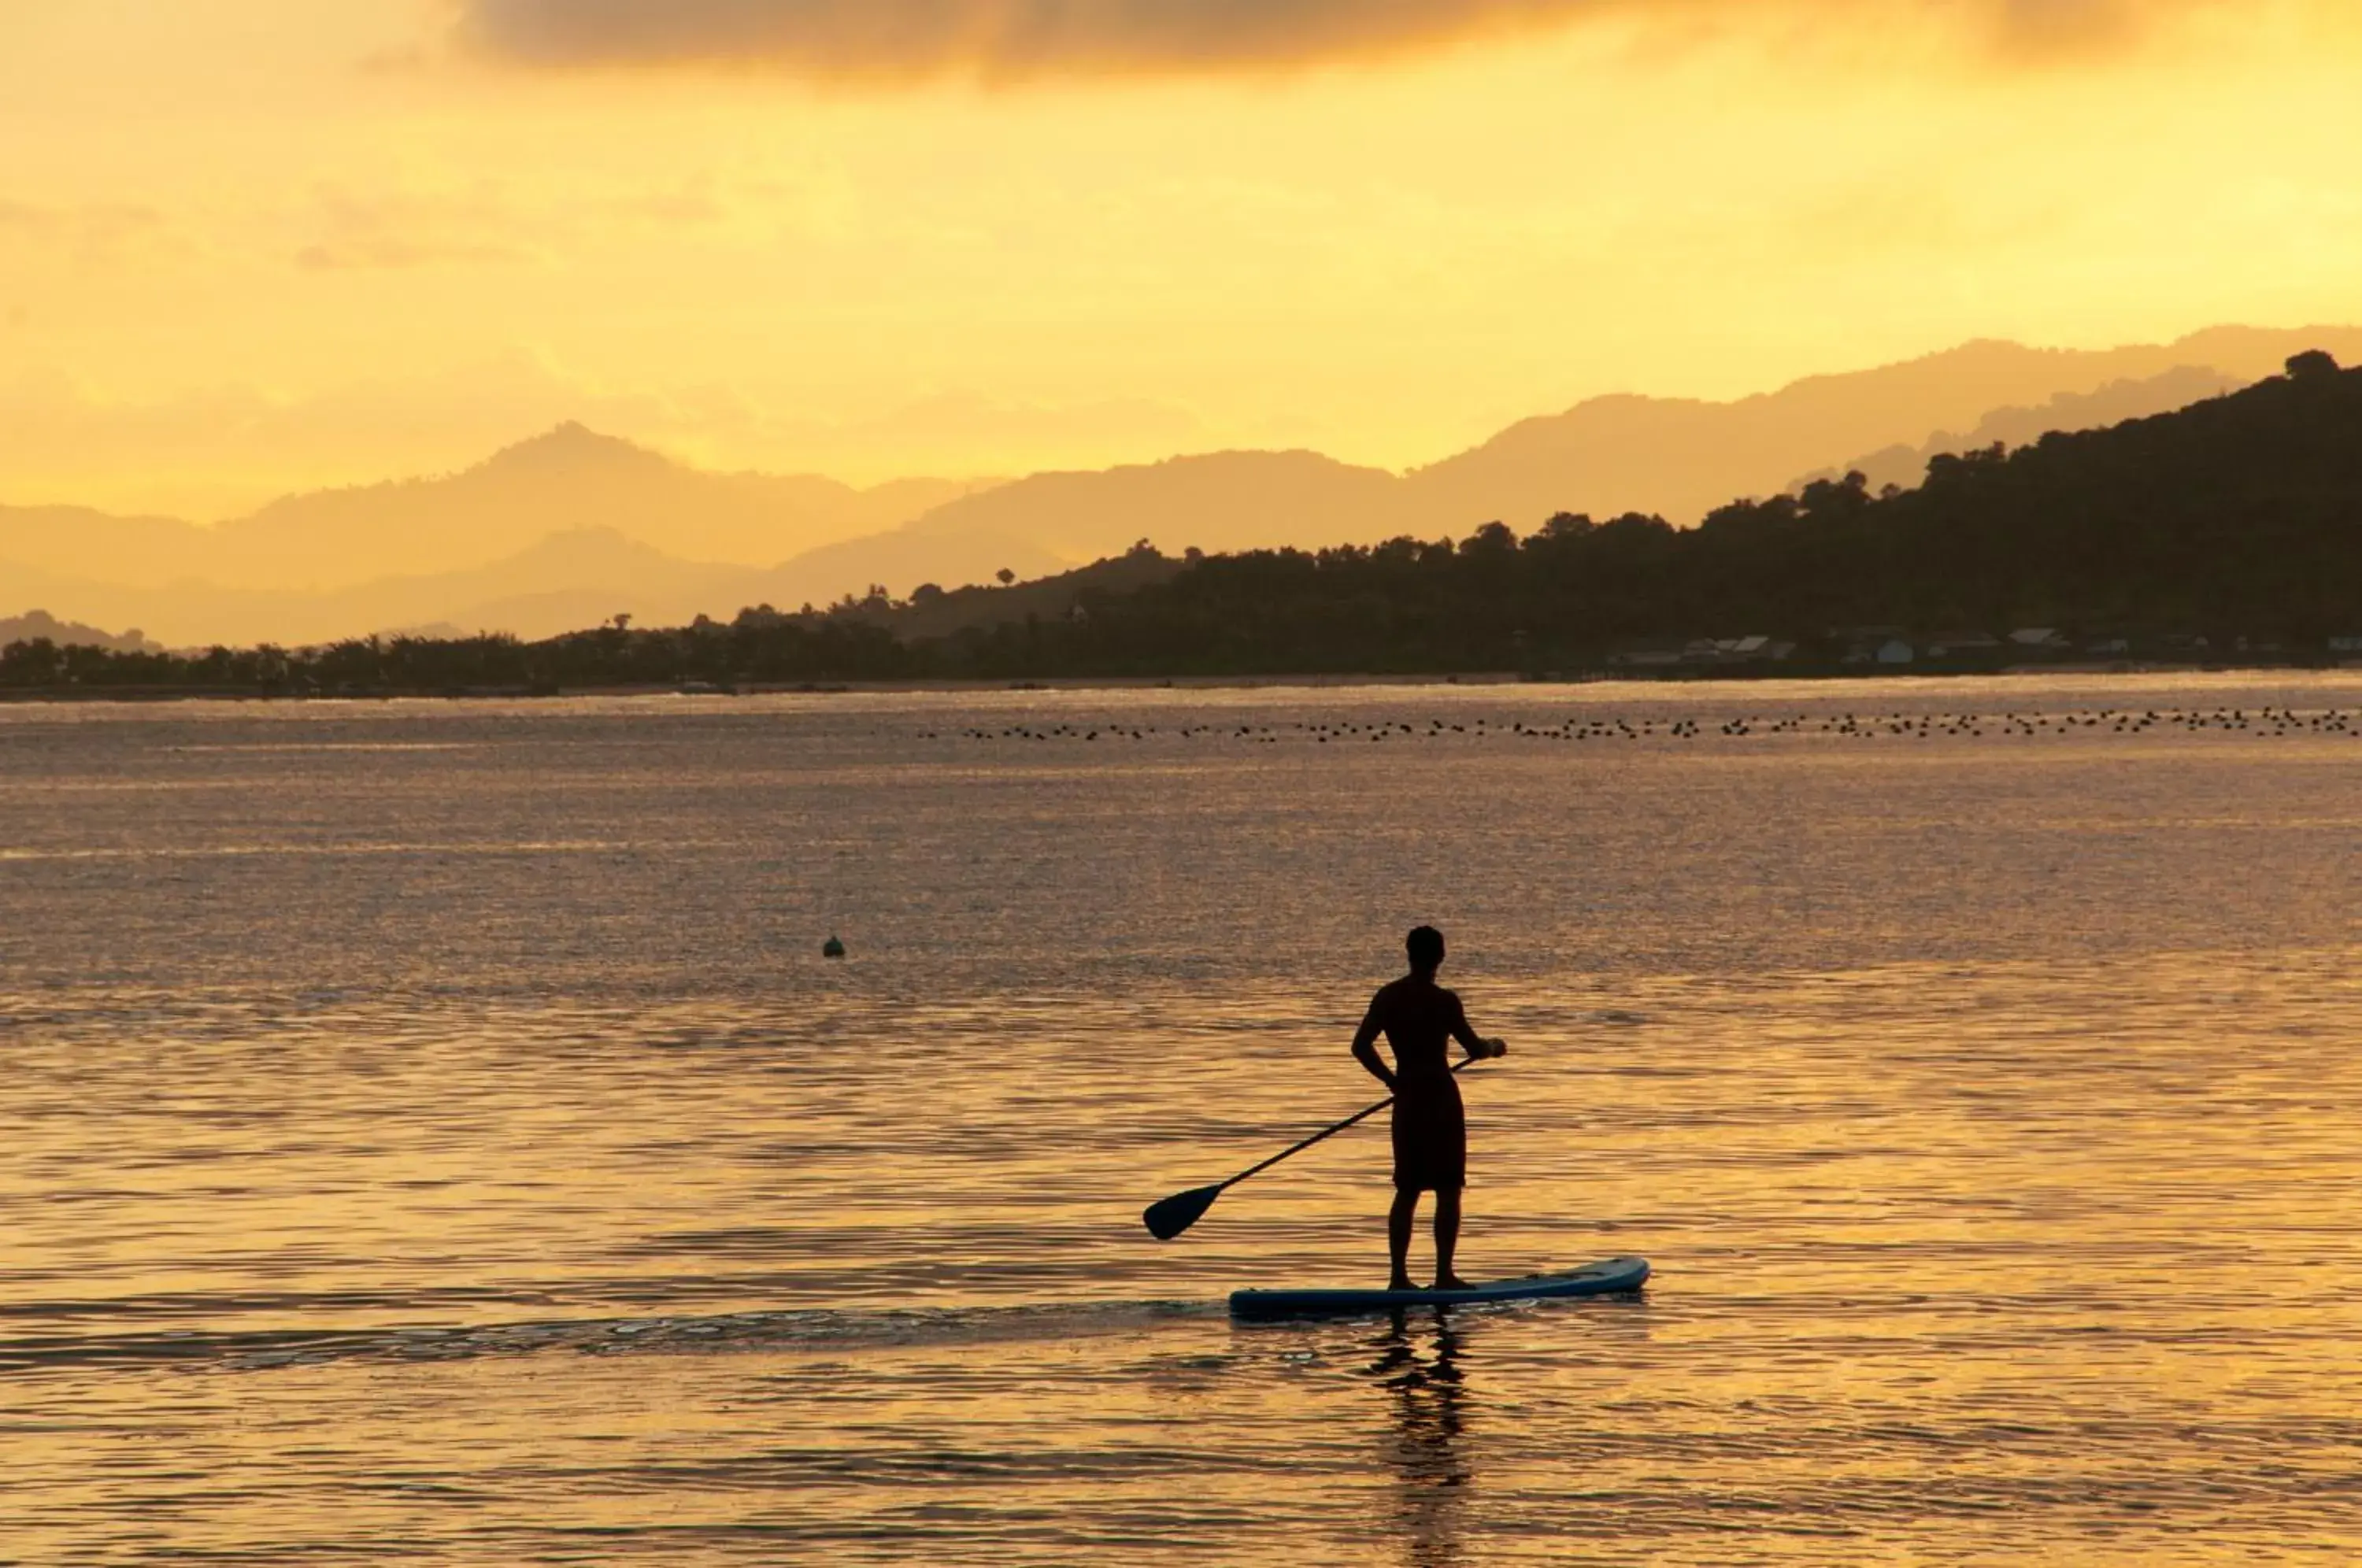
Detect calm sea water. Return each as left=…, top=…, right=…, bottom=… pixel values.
left=4, top=675, right=2360, bottom=1565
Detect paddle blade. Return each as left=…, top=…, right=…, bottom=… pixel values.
left=1143, top=1183, right=1224, bottom=1241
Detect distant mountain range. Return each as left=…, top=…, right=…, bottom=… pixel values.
left=0, top=520, right=1072, bottom=651
left=8, top=324, right=2361, bottom=648
left=31, top=353, right=2359, bottom=694
left=1407, top=327, right=2362, bottom=527
left=0, top=424, right=985, bottom=593
left=1793, top=364, right=2249, bottom=495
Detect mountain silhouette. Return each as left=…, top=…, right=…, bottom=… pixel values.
left=0, top=521, right=1072, bottom=647
left=1399, top=326, right=2362, bottom=530
left=0, top=425, right=984, bottom=595
left=889, top=449, right=1419, bottom=563
left=819, top=350, right=2362, bottom=678
left=0, top=608, right=160, bottom=654
left=1794, top=365, right=2247, bottom=495
left=10, top=324, right=2362, bottom=646
left=0, top=505, right=226, bottom=590
left=882, top=327, right=2362, bottom=570
left=0, top=528, right=739, bottom=648
left=39, top=352, right=2359, bottom=693
left=217, top=423, right=991, bottom=590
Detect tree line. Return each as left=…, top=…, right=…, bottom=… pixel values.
left=6, top=353, right=2358, bottom=693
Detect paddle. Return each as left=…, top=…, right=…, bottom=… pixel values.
left=1142, top=1053, right=1489, bottom=1241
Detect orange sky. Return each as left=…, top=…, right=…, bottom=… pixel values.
left=4, top=0, right=2360, bottom=519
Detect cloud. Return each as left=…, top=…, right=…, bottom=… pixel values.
left=0, top=198, right=173, bottom=264
left=296, top=236, right=528, bottom=272
left=451, top=0, right=2227, bottom=78
left=1986, top=0, right=2147, bottom=57
left=457, top=0, right=1586, bottom=76
left=284, top=179, right=736, bottom=273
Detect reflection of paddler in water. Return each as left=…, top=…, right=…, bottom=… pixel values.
left=1368, top=1308, right=1472, bottom=1568
left=1352, top=926, right=1508, bottom=1290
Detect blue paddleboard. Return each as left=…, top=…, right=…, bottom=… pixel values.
left=1230, top=1256, right=1649, bottom=1320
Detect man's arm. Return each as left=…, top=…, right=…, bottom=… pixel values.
left=1447, top=992, right=1509, bottom=1060
left=1351, top=997, right=1398, bottom=1091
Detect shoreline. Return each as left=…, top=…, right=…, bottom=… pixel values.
left=6, top=660, right=2360, bottom=704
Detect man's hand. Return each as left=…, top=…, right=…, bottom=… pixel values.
left=1479, top=1037, right=1509, bottom=1060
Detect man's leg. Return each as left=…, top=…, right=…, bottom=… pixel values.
left=1433, top=1188, right=1469, bottom=1289
left=1389, top=1189, right=1420, bottom=1289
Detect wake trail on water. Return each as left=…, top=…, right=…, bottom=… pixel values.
left=0, top=1297, right=1228, bottom=1374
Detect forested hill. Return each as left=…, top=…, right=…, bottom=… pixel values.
left=1687, top=348, right=2362, bottom=637
left=917, top=350, right=2362, bottom=675
left=7, top=353, right=2359, bottom=692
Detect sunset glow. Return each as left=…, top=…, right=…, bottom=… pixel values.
left=5, top=0, right=2360, bottom=520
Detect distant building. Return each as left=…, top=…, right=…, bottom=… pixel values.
left=1712, top=634, right=1796, bottom=662
left=1608, top=634, right=1801, bottom=669
left=1609, top=637, right=1690, bottom=668
left=1875, top=639, right=1915, bottom=665
left=1927, top=631, right=2003, bottom=659
left=2008, top=627, right=2070, bottom=651
left=1836, top=626, right=1907, bottom=666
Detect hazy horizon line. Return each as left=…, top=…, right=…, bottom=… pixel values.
left=9, top=319, right=2350, bottom=528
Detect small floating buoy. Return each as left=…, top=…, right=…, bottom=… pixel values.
left=822, top=935, right=846, bottom=960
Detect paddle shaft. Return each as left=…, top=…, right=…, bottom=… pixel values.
left=1216, top=1053, right=1480, bottom=1196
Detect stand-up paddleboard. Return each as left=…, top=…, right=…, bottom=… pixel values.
left=1231, top=1256, right=1649, bottom=1320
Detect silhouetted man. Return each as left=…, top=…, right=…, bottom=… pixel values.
left=1352, top=926, right=1507, bottom=1290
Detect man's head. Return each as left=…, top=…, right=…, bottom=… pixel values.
left=1406, top=925, right=1446, bottom=974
